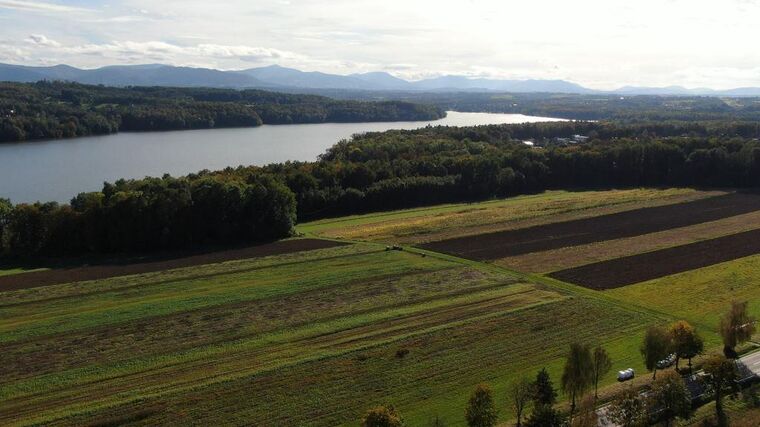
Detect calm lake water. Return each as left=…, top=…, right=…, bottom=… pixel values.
left=0, top=111, right=562, bottom=203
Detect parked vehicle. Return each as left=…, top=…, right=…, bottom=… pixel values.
left=656, top=353, right=677, bottom=369
left=618, top=368, right=635, bottom=381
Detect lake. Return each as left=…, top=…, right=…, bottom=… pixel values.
left=0, top=111, right=562, bottom=203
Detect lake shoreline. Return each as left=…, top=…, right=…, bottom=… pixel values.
left=0, top=112, right=564, bottom=204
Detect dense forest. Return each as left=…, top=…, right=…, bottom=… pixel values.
left=0, top=81, right=445, bottom=142
left=3, top=119, right=760, bottom=258
left=309, top=89, right=760, bottom=122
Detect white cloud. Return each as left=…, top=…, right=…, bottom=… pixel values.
left=25, top=33, right=60, bottom=47
left=0, top=0, right=89, bottom=13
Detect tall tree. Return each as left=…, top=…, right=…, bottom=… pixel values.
left=561, top=343, right=594, bottom=418
left=719, top=301, right=757, bottom=357
left=465, top=383, right=498, bottom=427
left=532, top=368, right=557, bottom=407
left=703, top=354, right=738, bottom=424
left=669, top=320, right=704, bottom=371
left=510, top=377, right=534, bottom=427
left=648, top=370, right=692, bottom=427
left=0, top=198, right=11, bottom=251
left=591, top=346, right=612, bottom=399
left=607, top=387, right=648, bottom=427
left=523, top=404, right=565, bottom=427
left=361, top=405, right=405, bottom=427
left=640, top=324, right=671, bottom=379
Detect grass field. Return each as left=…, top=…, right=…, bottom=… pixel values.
left=4, top=187, right=760, bottom=426
left=0, top=236, right=664, bottom=426
left=299, top=188, right=716, bottom=243
left=605, top=254, right=760, bottom=334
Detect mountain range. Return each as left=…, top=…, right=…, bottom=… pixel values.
left=2, top=62, right=760, bottom=96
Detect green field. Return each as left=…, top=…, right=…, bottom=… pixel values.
left=299, top=188, right=716, bottom=243
left=3, top=188, right=760, bottom=426
left=606, top=254, right=760, bottom=336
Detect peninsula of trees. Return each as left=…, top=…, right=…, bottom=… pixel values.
left=3, top=119, right=760, bottom=257
left=0, top=81, right=445, bottom=143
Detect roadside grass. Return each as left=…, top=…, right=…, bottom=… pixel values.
left=298, top=188, right=713, bottom=244
left=605, top=254, right=760, bottom=336
left=497, top=210, right=760, bottom=273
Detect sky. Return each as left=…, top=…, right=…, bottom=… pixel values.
left=0, top=0, right=759, bottom=90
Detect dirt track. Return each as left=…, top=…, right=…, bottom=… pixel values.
left=549, top=228, right=760, bottom=289
left=420, top=193, right=760, bottom=260
left=0, top=239, right=347, bottom=292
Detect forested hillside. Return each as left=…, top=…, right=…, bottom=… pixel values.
left=0, top=82, right=445, bottom=142
left=2, top=119, right=760, bottom=257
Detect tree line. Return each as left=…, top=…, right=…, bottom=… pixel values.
left=359, top=301, right=757, bottom=427
left=0, top=81, right=445, bottom=142
left=326, top=90, right=760, bottom=122
left=4, top=119, right=760, bottom=257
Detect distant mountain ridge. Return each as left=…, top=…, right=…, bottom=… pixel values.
left=1, top=62, right=760, bottom=96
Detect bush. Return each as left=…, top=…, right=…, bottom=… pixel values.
left=361, top=405, right=404, bottom=427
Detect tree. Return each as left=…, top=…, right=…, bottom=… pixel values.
left=361, top=405, right=404, bottom=427
left=640, top=324, right=671, bottom=379
left=572, top=395, right=598, bottom=427
left=532, top=368, right=557, bottom=407
left=465, top=383, right=498, bottom=427
left=591, top=346, right=612, bottom=399
left=0, top=198, right=12, bottom=252
left=719, top=301, right=757, bottom=357
left=703, top=354, right=738, bottom=424
left=561, top=343, right=594, bottom=417
left=648, top=370, right=692, bottom=427
left=607, top=386, right=648, bottom=427
left=523, top=404, right=565, bottom=427
left=510, top=377, right=534, bottom=427
left=669, top=321, right=704, bottom=371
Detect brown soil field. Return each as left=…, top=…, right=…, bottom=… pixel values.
left=497, top=210, right=760, bottom=273
left=420, top=192, right=760, bottom=260
left=549, top=228, right=760, bottom=289
left=0, top=239, right=347, bottom=292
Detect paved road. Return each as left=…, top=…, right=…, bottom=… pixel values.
left=740, top=350, right=760, bottom=377
left=596, top=350, right=760, bottom=427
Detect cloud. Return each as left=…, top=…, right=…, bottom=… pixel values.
left=0, top=0, right=90, bottom=13
left=25, top=33, right=60, bottom=47
left=195, top=44, right=295, bottom=61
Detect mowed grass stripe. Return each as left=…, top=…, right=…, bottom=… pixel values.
left=497, top=209, right=760, bottom=273
left=1, top=267, right=513, bottom=384
left=421, top=192, right=760, bottom=260
left=0, top=250, right=448, bottom=343
left=0, top=285, right=562, bottom=425
left=47, top=296, right=654, bottom=427
left=0, top=238, right=348, bottom=292
left=0, top=243, right=373, bottom=307
left=302, top=188, right=712, bottom=244
left=549, top=228, right=760, bottom=289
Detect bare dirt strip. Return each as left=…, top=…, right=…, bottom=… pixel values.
left=419, top=192, right=760, bottom=260
left=549, top=228, right=760, bottom=289
left=0, top=239, right=347, bottom=292
left=497, top=210, right=760, bottom=273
